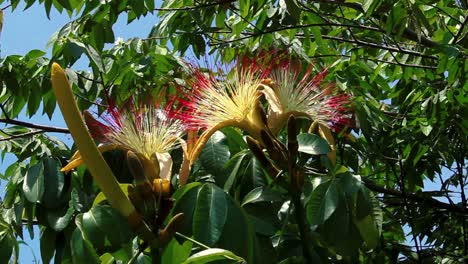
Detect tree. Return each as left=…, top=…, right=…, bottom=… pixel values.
left=0, top=0, right=467, bottom=263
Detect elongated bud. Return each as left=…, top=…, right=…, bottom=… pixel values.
left=260, top=129, right=288, bottom=169
left=127, top=185, right=145, bottom=214
left=127, top=151, right=148, bottom=185
left=287, top=115, right=298, bottom=162
left=51, top=63, right=143, bottom=230
left=255, top=101, right=268, bottom=127
left=260, top=129, right=275, bottom=150
left=246, top=136, right=280, bottom=178
left=157, top=213, right=185, bottom=247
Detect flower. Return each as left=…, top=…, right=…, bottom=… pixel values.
left=87, top=101, right=184, bottom=158
left=176, top=64, right=265, bottom=135
left=63, top=98, right=185, bottom=182
left=262, top=57, right=351, bottom=133
left=114, top=37, right=124, bottom=46
left=171, top=59, right=269, bottom=184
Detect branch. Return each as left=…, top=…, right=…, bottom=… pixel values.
left=154, top=0, right=235, bottom=11
left=310, top=54, right=436, bottom=69
left=0, top=118, right=69, bottom=133
left=0, top=105, right=10, bottom=120
left=0, top=130, right=44, bottom=141
left=211, top=27, right=437, bottom=59
left=363, top=179, right=467, bottom=215
left=453, top=15, right=468, bottom=44
left=312, top=0, right=440, bottom=48
left=1, top=4, right=11, bottom=11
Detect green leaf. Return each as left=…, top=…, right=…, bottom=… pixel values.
left=71, top=215, right=100, bottom=264
left=23, top=162, right=45, bottom=203
left=241, top=187, right=283, bottom=206
left=217, top=194, right=254, bottom=262
left=193, top=183, right=228, bottom=246
left=353, top=187, right=382, bottom=249
left=199, top=131, right=230, bottom=177
left=40, top=228, right=56, bottom=264
left=162, top=239, right=192, bottom=264
left=297, top=133, right=331, bottom=155
left=92, top=184, right=131, bottom=207
left=81, top=205, right=134, bottom=251
left=36, top=198, right=76, bottom=232
left=41, top=158, right=68, bottom=209
left=182, top=248, right=246, bottom=264
left=306, top=179, right=339, bottom=225
left=362, top=0, right=381, bottom=16
left=354, top=214, right=379, bottom=249
left=0, top=231, right=14, bottom=264
left=339, top=172, right=362, bottom=195
left=171, top=183, right=203, bottom=238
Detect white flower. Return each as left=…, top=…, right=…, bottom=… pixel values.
left=114, top=37, right=124, bottom=46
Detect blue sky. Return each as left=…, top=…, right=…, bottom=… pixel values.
left=1, top=2, right=156, bottom=262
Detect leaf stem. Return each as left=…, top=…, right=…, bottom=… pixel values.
left=175, top=232, right=211, bottom=250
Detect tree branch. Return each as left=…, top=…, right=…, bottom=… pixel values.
left=211, top=27, right=437, bottom=59
left=363, top=178, right=467, bottom=215
left=311, top=0, right=440, bottom=48
left=453, top=15, right=468, bottom=44
left=0, top=118, right=69, bottom=133
left=0, top=130, right=45, bottom=141
left=1, top=4, right=11, bottom=11
left=309, top=54, right=436, bottom=69
left=154, top=0, right=235, bottom=11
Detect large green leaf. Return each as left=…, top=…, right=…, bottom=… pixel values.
left=162, top=239, right=192, bottom=264
left=70, top=216, right=100, bottom=264
left=81, top=205, right=135, bottom=252
left=306, top=179, right=339, bottom=225
left=217, top=194, right=255, bottom=263
left=40, top=228, right=56, bottom=264
left=241, top=186, right=283, bottom=206
left=297, top=133, right=331, bottom=155
left=182, top=248, right=245, bottom=264
left=36, top=196, right=76, bottom=232
left=193, top=183, right=228, bottom=246
left=0, top=231, right=15, bottom=264
left=23, top=162, right=45, bottom=203
left=41, top=158, right=68, bottom=209
left=171, top=183, right=203, bottom=238
left=199, top=131, right=230, bottom=178
left=354, top=187, right=382, bottom=249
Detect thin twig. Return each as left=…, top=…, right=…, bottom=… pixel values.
left=0, top=118, right=69, bottom=133
left=210, top=26, right=437, bottom=59
left=0, top=103, right=11, bottom=120
left=0, top=130, right=44, bottom=141
left=453, top=15, right=468, bottom=44
left=363, top=178, right=467, bottom=215
left=393, top=160, right=422, bottom=263
left=310, top=0, right=440, bottom=48
left=175, top=232, right=210, bottom=249
left=456, top=153, right=467, bottom=256
left=76, top=72, right=103, bottom=84
left=1, top=4, right=11, bottom=11
left=154, top=0, right=235, bottom=11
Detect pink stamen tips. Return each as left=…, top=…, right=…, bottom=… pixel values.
left=85, top=98, right=185, bottom=157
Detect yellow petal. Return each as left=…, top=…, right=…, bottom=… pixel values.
left=61, top=144, right=123, bottom=172
left=318, top=124, right=336, bottom=165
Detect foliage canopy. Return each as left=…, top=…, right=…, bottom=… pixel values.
left=0, top=0, right=467, bottom=263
